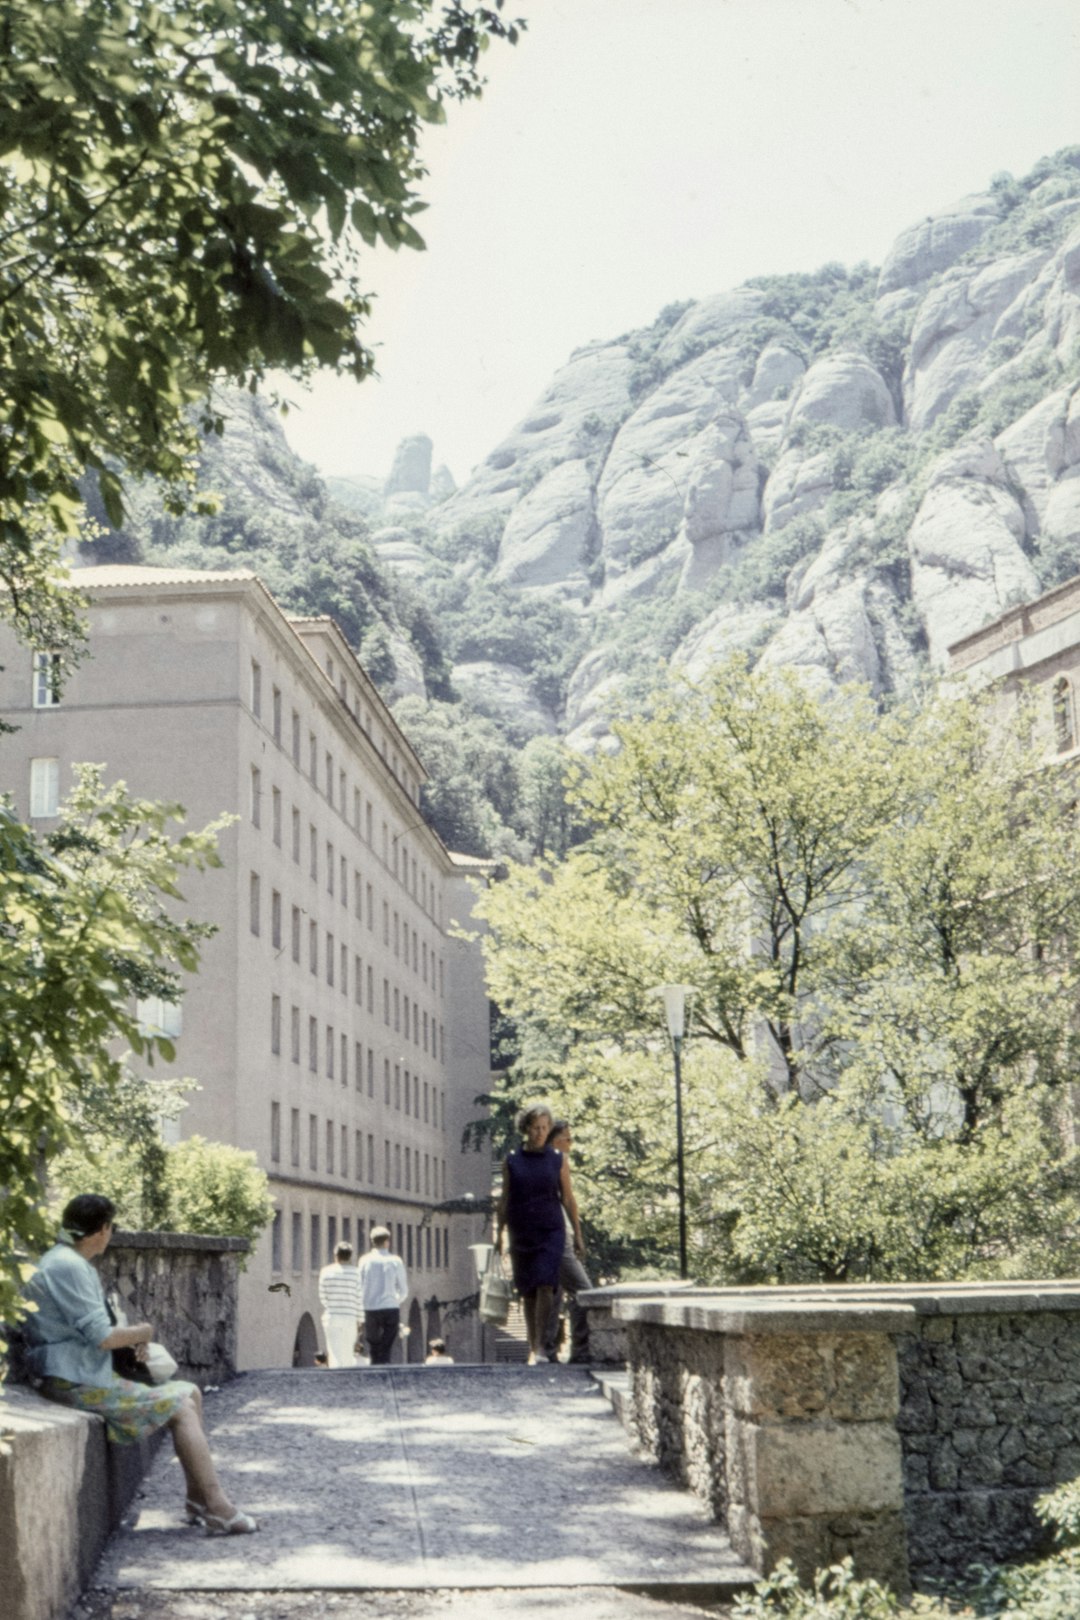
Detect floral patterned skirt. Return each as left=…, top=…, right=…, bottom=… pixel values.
left=40, top=1374, right=198, bottom=1445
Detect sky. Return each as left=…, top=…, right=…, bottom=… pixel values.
left=275, top=0, right=1080, bottom=489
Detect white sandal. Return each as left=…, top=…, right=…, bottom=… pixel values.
left=204, top=1509, right=258, bottom=1536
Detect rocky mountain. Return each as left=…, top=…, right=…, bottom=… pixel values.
left=88, top=148, right=1080, bottom=854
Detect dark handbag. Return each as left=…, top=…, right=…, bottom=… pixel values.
left=106, top=1292, right=154, bottom=1386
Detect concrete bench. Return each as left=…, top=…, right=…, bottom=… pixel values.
left=0, top=1384, right=152, bottom=1620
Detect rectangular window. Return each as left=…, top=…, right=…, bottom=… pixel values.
left=366, top=883, right=373, bottom=929
left=270, top=1101, right=281, bottom=1162
left=383, top=901, right=389, bottom=947
left=29, top=757, right=59, bottom=818
left=251, top=660, right=262, bottom=717
left=271, top=889, right=282, bottom=950
left=394, top=1066, right=401, bottom=1110
left=406, top=1225, right=413, bottom=1269
left=426, top=1227, right=432, bottom=1270
left=367, top=1048, right=374, bottom=1097
left=291, top=906, right=301, bottom=964
left=340, top=1031, right=347, bottom=1086
left=309, top=921, right=318, bottom=976
left=327, top=1025, right=335, bottom=1079
left=270, top=994, right=281, bottom=1055
left=328, top=1214, right=337, bottom=1256
left=367, top=965, right=374, bottom=1012
left=384, top=1139, right=391, bottom=1186
left=250, top=767, right=261, bottom=827
left=326, top=931, right=334, bottom=986
left=291, top=1211, right=302, bottom=1271
left=353, top=788, right=361, bottom=832
left=366, top=801, right=373, bottom=844
left=272, top=686, right=282, bottom=745
left=327, top=842, right=334, bottom=896
left=405, top=1146, right=411, bottom=1193
left=249, top=873, right=261, bottom=936
left=32, top=650, right=61, bottom=709
left=354, top=954, right=362, bottom=1005
left=339, top=769, right=346, bottom=813
left=393, top=988, right=400, bottom=1033
left=340, top=1124, right=347, bottom=1178
left=394, top=1146, right=401, bottom=1189
left=355, top=1129, right=363, bottom=1182
left=355, top=1040, right=363, bottom=1093
left=271, top=1210, right=283, bottom=1272
left=309, top=825, right=318, bottom=881
left=292, top=710, right=301, bottom=765
left=326, top=1119, right=334, bottom=1174
left=383, top=979, right=390, bottom=1025
left=272, top=787, right=282, bottom=847
left=309, top=732, right=317, bottom=782
left=354, top=871, right=362, bottom=920
left=310, top=1213, right=321, bottom=1271
left=423, top=1083, right=429, bottom=1124
left=340, top=855, right=347, bottom=906
left=291, top=1005, right=300, bottom=1064
left=308, top=1017, right=318, bottom=1073
left=342, top=1216, right=351, bottom=1249
left=367, top=1134, right=375, bottom=1182
left=340, top=943, right=348, bottom=994
left=309, top=1114, right=318, bottom=1171
left=290, top=1108, right=300, bottom=1167
left=384, top=1059, right=391, bottom=1104
left=325, top=751, right=333, bottom=799
left=292, top=807, right=300, bottom=864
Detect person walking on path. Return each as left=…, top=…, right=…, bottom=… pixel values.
left=358, top=1226, right=409, bottom=1365
left=496, top=1101, right=584, bottom=1366
left=318, top=1240, right=364, bottom=1368
left=22, top=1193, right=257, bottom=1535
left=542, top=1119, right=593, bottom=1364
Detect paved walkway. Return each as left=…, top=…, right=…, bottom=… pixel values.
left=89, top=1365, right=755, bottom=1613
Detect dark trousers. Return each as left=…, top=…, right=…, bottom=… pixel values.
left=365, top=1308, right=400, bottom=1365
left=544, top=1245, right=592, bottom=1361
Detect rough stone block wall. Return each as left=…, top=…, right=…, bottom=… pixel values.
left=898, top=1311, right=1080, bottom=1579
left=625, top=1319, right=909, bottom=1590
left=99, top=1231, right=248, bottom=1386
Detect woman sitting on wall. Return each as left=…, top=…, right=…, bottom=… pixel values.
left=22, top=1193, right=257, bottom=1536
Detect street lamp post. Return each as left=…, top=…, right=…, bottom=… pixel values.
left=649, top=983, right=694, bottom=1280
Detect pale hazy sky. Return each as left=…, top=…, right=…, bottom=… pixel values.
left=275, top=0, right=1080, bottom=487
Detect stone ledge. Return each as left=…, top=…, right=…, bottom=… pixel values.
left=109, top=1229, right=249, bottom=1253
left=612, top=1297, right=918, bottom=1336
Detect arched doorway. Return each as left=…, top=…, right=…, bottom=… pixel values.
left=407, top=1299, right=423, bottom=1363
left=292, top=1311, right=319, bottom=1368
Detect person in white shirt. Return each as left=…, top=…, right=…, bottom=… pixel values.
left=424, top=1337, right=454, bottom=1365
left=317, top=1241, right=364, bottom=1368
left=358, top=1226, right=409, bottom=1364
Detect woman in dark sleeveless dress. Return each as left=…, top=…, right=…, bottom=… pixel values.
left=495, top=1102, right=584, bottom=1365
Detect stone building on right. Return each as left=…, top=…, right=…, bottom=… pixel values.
left=948, top=571, right=1080, bottom=756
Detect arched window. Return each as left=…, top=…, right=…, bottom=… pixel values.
left=1054, top=677, right=1074, bottom=752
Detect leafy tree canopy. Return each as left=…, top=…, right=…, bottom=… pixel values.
left=0, top=765, right=227, bottom=1333
left=0, top=0, right=520, bottom=657
left=475, top=661, right=1080, bottom=1285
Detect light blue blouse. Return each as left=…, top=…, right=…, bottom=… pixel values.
left=22, top=1240, right=115, bottom=1386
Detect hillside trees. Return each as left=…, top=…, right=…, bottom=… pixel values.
left=0, top=0, right=520, bottom=666
left=475, top=661, right=1080, bottom=1283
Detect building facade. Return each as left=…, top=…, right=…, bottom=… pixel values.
left=948, top=572, right=1080, bottom=756
left=0, top=566, right=494, bottom=1368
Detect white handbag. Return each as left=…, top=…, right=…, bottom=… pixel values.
left=479, top=1250, right=513, bottom=1325
left=144, top=1342, right=179, bottom=1384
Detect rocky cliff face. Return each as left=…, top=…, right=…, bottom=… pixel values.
left=399, top=150, right=1080, bottom=749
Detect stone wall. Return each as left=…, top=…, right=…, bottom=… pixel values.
left=100, top=1230, right=249, bottom=1386
left=593, top=1281, right=1080, bottom=1593
left=897, top=1303, right=1080, bottom=1579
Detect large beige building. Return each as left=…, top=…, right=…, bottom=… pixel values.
left=0, top=566, right=494, bottom=1368
left=948, top=572, right=1080, bottom=755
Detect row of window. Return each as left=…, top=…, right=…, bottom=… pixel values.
left=268, top=994, right=447, bottom=1093
left=248, top=660, right=437, bottom=920
left=248, top=788, right=445, bottom=992
left=270, top=1207, right=451, bottom=1276
left=269, top=1102, right=447, bottom=1196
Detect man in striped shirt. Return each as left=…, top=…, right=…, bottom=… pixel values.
left=318, top=1242, right=364, bottom=1368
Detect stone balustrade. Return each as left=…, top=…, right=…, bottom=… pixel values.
left=583, top=1279, right=1080, bottom=1594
